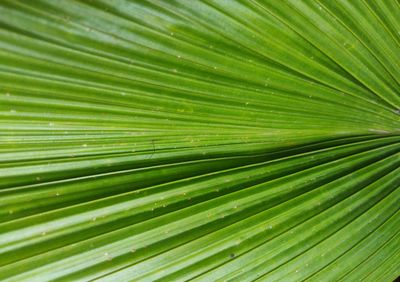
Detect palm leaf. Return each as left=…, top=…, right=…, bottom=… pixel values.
left=0, top=0, right=399, bottom=281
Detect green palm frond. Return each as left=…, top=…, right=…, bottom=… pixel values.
left=0, top=1, right=399, bottom=281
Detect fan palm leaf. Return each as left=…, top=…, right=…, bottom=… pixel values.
left=0, top=0, right=399, bottom=281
